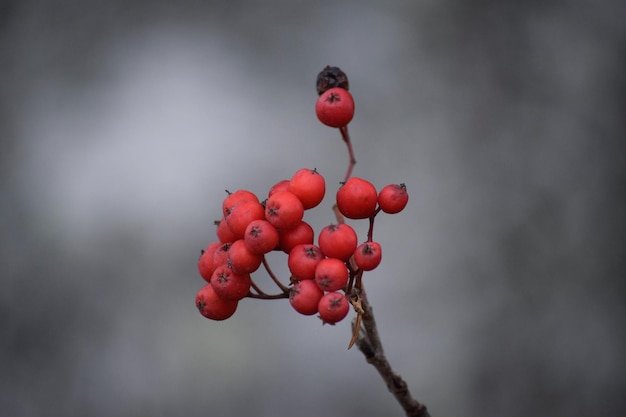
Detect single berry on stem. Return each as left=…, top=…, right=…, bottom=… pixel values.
left=377, top=183, right=409, bottom=214
left=316, top=87, right=355, bottom=128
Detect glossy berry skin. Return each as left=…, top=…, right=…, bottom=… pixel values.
left=196, top=284, right=238, bottom=321
left=315, top=87, right=355, bottom=128
left=222, top=189, right=259, bottom=217
left=265, top=191, right=305, bottom=230
left=290, top=280, right=324, bottom=316
left=288, top=168, right=326, bottom=210
left=225, top=199, right=266, bottom=240
left=314, top=258, right=349, bottom=292
left=288, top=244, right=325, bottom=281
left=353, top=241, right=382, bottom=271
left=244, top=219, right=279, bottom=255
left=318, top=223, right=357, bottom=261
left=318, top=292, right=350, bottom=325
left=210, top=265, right=252, bottom=301
left=377, top=183, right=409, bottom=214
left=336, top=177, right=378, bottom=219
left=278, top=221, right=315, bottom=253
left=227, top=239, right=263, bottom=274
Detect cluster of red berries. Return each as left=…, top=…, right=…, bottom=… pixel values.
left=195, top=168, right=409, bottom=324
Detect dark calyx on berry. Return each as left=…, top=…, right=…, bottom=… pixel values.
left=316, top=66, right=349, bottom=95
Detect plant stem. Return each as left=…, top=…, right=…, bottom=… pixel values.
left=351, top=287, right=431, bottom=417
left=339, top=126, right=356, bottom=183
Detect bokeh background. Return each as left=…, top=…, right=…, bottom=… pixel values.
left=1, top=1, right=625, bottom=416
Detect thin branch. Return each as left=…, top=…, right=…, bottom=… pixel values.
left=351, top=287, right=431, bottom=417
left=339, top=126, right=356, bottom=183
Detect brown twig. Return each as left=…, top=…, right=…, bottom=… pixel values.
left=350, top=287, right=431, bottom=417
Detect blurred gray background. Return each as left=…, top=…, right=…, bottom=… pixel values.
left=1, top=0, right=625, bottom=416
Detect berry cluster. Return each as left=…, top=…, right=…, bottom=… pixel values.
left=195, top=65, right=408, bottom=327
left=195, top=169, right=408, bottom=324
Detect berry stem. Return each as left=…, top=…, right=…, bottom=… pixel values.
left=262, top=256, right=290, bottom=293
left=339, top=126, right=356, bottom=183
left=351, top=286, right=431, bottom=417
left=247, top=291, right=289, bottom=300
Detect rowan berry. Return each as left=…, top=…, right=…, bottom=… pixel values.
left=318, top=223, right=357, bottom=261
left=278, top=221, right=315, bottom=253
left=353, top=241, right=382, bottom=271
left=288, top=168, right=326, bottom=210
left=315, top=87, right=355, bottom=128
left=318, top=292, right=350, bottom=325
left=289, top=280, right=324, bottom=316
left=196, top=284, right=238, bottom=321
left=244, top=219, right=279, bottom=255
left=314, top=258, right=349, bottom=292
left=215, top=217, right=237, bottom=243
left=336, top=177, right=378, bottom=219
left=268, top=179, right=290, bottom=197
left=288, top=244, right=325, bottom=281
left=212, top=243, right=231, bottom=268
left=198, top=241, right=221, bottom=282
left=227, top=239, right=263, bottom=275
left=225, top=199, right=266, bottom=239
left=377, top=183, right=409, bottom=214
left=265, top=191, right=304, bottom=230
left=222, top=189, right=259, bottom=217
left=210, top=265, right=252, bottom=301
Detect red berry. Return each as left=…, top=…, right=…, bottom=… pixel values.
left=265, top=191, right=304, bottom=230
left=317, top=223, right=357, bottom=261
left=353, top=241, right=382, bottom=271
left=290, top=280, right=324, bottom=316
left=215, top=217, right=237, bottom=243
left=225, top=199, right=266, bottom=239
left=196, top=284, right=238, bottom=321
left=212, top=243, right=231, bottom=268
left=336, top=177, right=378, bottom=219
left=210, top=265, right=252, bottom=301
left=318, top=292, right=350, bottom=325
left=278, top=221, right=315, bottom=253
left=314, top=258, right=349, bottom=292
left=377, top=183, right=409, bottom=214
left=222, top=189, right=259, bottom=217
left=288, top=244, right=325, bottom=281
left=288, top=168, right=326, bottom=210
left=227, top=239, right=263, bottom=275
left=198, top=241, right=221, bottom=282
left=244, top=219, right=279, bottom=255
left=315, top=88, right=355, bottom=128
left=268, top=179, right=290, bottom=197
